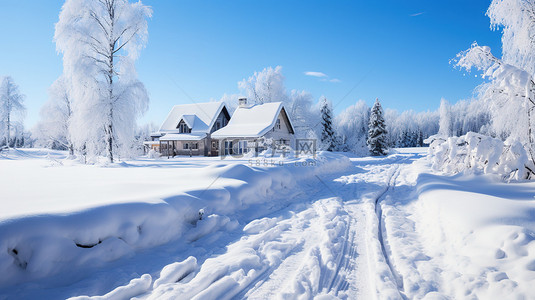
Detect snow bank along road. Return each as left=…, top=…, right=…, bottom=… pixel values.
left=2, top=148, right=535, bottom=299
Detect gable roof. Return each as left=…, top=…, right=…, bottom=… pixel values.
left=180, top=115, right=198, bottom=129
left=159, top=102, right=227, bottom=134
left=211, top=102, right=294, bottom=139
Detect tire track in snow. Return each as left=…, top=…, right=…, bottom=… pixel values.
left=319, top=179, right=362, bottom=297
left=238, top=197, right=351, bottom=299
left=371, top=154, right=419, bottom=299
left=325, top=220, right=356, bottom=293
left=375, top=164, right=405, bottom=293
left=94, top=153, right=421, bottom=300
left=341, top=154, right=416, bottom=299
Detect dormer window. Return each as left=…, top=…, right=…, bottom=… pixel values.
left=177, top=120, right=191, bottom=133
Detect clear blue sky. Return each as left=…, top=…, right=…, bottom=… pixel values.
left=0, top=0, right=501, bottom=128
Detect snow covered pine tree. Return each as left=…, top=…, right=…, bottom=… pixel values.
left=320, top=97, right=336, bottom=151
left=367, top=98, right=388, bottom=155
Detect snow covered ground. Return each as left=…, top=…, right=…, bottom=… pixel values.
left=1, top=147, right=535, bottom=299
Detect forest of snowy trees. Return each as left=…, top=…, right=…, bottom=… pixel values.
left=8, top=0, right=530, bottom=162
left=26, top=58, right=488, bottom=159
left=20, top=56, right=489, bottom=159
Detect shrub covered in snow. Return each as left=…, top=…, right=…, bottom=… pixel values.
left=426, top=132, right=534, bottom=180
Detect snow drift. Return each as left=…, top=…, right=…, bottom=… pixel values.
left=0, top=151, right=351, bottom=289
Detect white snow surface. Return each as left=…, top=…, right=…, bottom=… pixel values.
left=1, top=147, right=535, bottom=299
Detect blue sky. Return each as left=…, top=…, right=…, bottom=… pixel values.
left=0, top=0, right=501, bottom=128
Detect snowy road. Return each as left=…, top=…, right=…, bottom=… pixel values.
left=9, top=148, right=535, bottom=299
left=2, top=149, right=465, bottom=300
left=121, top=151, right=426, bottom=299
left=3, top=152, right=535, bottom=299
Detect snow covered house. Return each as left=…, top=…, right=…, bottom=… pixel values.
left=211, top=98, right=295, bottom=155
left=147, top=102, right=231, bottom=157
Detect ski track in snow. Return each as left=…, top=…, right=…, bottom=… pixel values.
left=126, top=152, right=426, bottom=299
left=6, top=149, right=535, bottom=299
left=2, top=150, right=441, bottom=300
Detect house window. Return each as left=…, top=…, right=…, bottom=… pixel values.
left=242, top=141, right=248, bottom=154
left=212, top=141, right=218, bottom=149
left=177, top=120, right=191, bottom=133
left=192, top=143, right=198, bottom=150
left=183, top=143, right=189, bottom=149
left=276, top=119, right=281, bottom=130
left=224, top=141, right=233, bottom=155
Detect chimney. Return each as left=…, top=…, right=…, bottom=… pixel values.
left=238, top=97, right=248, bottom=108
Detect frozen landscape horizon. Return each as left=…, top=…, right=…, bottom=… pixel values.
left=2, top=0, right=535, bottom=299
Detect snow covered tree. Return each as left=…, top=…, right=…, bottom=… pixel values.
left=438, top=98, right=453, bottom=137
left=289, top=89, right=317, bottom=139
left=335, top=100, right=369, bottom=154
left=54, top=0, right=151, bottom=162
left=238, top=66, right=288, bottom=105
left=320, top=97, right=336, bottom=151
left=455, top=44, right=535, bottom=172
left=384, top=108, right=439, bottom=148
left=487, top=0, right=535, bottom=75
left=34, top=76, right=74, bottom=154
left=451, top=0, right=535, bottom=178
left=417, top=129, right=424, bottom=146
left=367, top=98, right=388, bottom=156
left=0, top=76, right=26, bottom=148
left=235, top=67, right=318, bottom=140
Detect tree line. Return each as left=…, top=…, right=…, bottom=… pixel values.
left=2, top=0, right=508, bottom=160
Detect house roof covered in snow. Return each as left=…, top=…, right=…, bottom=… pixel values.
left=211, top=102, right=294, bottom=139
left=159, top=102, right=228, bottom=134
left=159, top=133, right=206, bottom=141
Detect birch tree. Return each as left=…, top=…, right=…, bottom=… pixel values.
left=289, top=89, right=317, bottom=139
left=438, top=98, right=453, bottom=137
left=35, top=76, right=74, bottom=154
left=238, top=66, right=288, bottom=105
left=236, top=66, right=318, bottom=139
left=0, top=76, right=26, bottom=149
left=54, top=0, right=151, bottom=162
left=335, top=100, right=369, bottom=154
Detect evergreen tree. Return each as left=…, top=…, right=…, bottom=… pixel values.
left=367, top=98, right=388, bottom=155
left=320, top=97, right=336, bottom=151
left=417, top=128, right=424, bottom=146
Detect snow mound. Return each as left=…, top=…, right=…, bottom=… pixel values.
left=68, top=274, right=152, bottom=300
left=0, top=151, right=351, bottom=289
left=153, top=256, right=198, bottom=289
